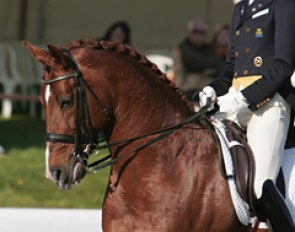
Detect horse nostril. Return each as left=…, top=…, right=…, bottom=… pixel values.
left=52, top=169, right=62, bottom=183
left=51, top=168, right=69, bottom=189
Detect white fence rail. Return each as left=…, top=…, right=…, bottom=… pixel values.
left=0, top=208, right=102, bottom=232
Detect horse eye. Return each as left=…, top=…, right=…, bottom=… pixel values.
left=59, top=96, right=74, bottom=110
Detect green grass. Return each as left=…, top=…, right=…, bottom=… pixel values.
left=0, top=115, right=109, bottom=208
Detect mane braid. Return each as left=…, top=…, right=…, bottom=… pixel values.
left=66, top=39, right=193, bottom=110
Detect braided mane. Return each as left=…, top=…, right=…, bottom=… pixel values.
left=66, top=39, right=193, bottom=110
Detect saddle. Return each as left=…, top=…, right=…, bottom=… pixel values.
left=202, top=117, right=288, bottom=225
left=213, top=108, right=293, bottom=204
left=216, top=120, right=256, bottom=212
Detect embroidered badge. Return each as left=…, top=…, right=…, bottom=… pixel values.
left=255, top=28, right=264, bottom=38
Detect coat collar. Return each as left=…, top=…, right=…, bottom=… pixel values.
left=235, top=0, right=273, bottom=29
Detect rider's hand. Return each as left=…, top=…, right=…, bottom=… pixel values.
left=199, top=86, right=217, bottom=108
left=217, top=91, right=248, bottom=115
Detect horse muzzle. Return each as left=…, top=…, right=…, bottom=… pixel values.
left=48, top=157, right=87, bottom=190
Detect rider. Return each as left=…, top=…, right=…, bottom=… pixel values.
left=199, top=0, right=295, bottom=231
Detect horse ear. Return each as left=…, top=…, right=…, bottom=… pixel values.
left=47, top=45, right=70, bottom=68
left=23, top=41, right=49, bottom=65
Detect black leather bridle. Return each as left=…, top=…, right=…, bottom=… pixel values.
left=43, top=48, right=113, bottom=163
left=43, top=48, right=216, bottom=174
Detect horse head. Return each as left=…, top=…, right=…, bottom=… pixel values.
left=24, top=41, right=114, bottom=189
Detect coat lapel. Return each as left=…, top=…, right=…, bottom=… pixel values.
left=236, top=0, right=273, bottom=29
left=233, top=1, right=246, bottom=31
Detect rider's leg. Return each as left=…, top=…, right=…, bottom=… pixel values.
left=245, top=93, right=294, bottom=231
left=256, top=179, right=295, bottom=232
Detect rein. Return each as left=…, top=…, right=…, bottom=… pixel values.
left=84, top=105, right=214, bottom=173
left=43, top=48, right=215, bottom=174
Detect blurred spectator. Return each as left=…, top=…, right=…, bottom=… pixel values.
left=211, top=24, right=230, bottom=75
left=98, top=21, right=131, bottom=44
left=172, top=18, right=219, bottom=101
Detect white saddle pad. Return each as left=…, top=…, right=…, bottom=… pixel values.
left=211, top=119, right=251, bottom=226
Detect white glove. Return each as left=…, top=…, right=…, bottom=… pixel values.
left=217, top=91, right=248, bottom=115
left=199, top=86, right=217, bottom=108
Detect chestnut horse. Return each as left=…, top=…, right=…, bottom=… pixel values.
left=25, top=40, right=251, bottom=232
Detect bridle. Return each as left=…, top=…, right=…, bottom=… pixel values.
left=43, top=48, right=216, bottom=174
left=43, top=48, right=113, bottom=164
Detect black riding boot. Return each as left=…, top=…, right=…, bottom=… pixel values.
left=256, top=179, right=295, bottom=232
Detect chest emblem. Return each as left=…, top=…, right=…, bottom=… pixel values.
left=254, top=56, right=263, bottom=67
left=255, top=28, right=264, bottom=38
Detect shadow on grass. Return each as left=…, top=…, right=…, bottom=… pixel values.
left=0, top=115, right=45, bottom=151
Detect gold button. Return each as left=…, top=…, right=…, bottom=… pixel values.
left=264, top=98, right=270, bottom=104
left=245, top=27, right=251, bottom=33
left=245, top=48, right=251, bottom=54
left=243, top=69, right=249, bottom=75
left=236, top=30, right=240, bottom=36
left=235, top=51, right=239, bottom=57
left=254, top=56, right=263, bottom=67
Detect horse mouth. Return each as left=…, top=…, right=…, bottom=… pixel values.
left=51, top=160, right=87, bottom=190
left=72, top=161, right=86, bottom=184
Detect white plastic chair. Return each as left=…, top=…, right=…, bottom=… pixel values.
left=0, top=42, right=42, bottom=118
left=8, top=42, right=42, bottom=117
left=146, top=54, right=173, bottom=74
left=0, top=43, right=23, bottom=118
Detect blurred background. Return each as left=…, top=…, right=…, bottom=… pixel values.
left=0, top=0, right=233, bottom=52
left=0, top=0, right=235, bottom=231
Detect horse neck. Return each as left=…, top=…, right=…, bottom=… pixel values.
left=109, top=55, right=192, bottom=140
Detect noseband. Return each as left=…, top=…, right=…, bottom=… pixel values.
left=43, top=48, right=113, bottom=161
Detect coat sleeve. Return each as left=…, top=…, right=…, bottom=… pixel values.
left=242, top=0, right=295, bottom=110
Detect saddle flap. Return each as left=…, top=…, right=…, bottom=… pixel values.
left=223, top=120, right=256, bottom=210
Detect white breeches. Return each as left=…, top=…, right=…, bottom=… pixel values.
left=219, top=87, right=291, bottom=198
